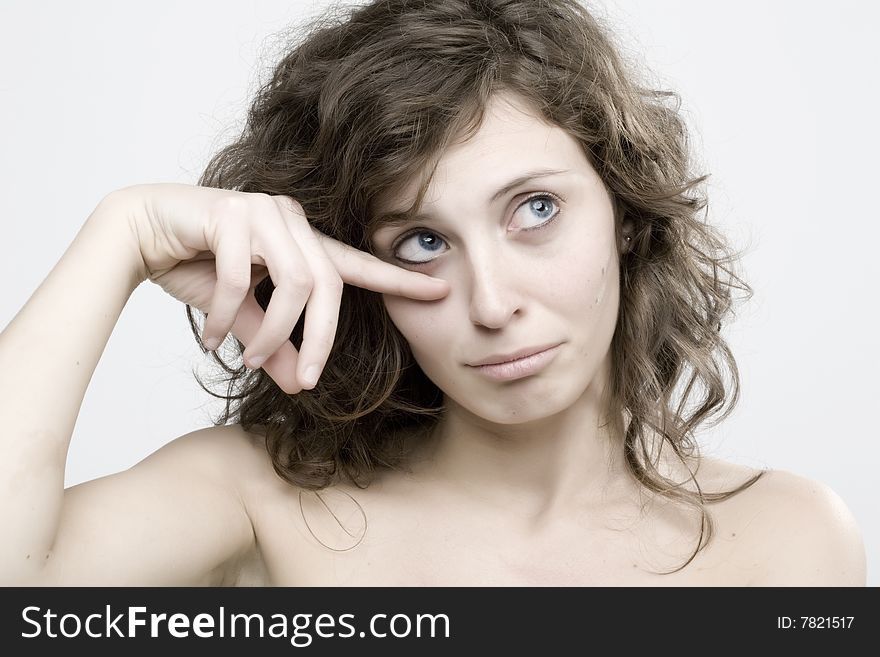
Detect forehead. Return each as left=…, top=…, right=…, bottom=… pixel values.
left=374, top=92, right=593, bottom=216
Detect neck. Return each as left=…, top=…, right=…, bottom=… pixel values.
left=410, top=359, right=634, bottom=524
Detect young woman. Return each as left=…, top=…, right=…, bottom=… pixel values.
left=0, top=0, right=865, bottom=586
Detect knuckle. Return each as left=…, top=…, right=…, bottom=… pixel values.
left=325, top=272, right=344, bottom=294
left=286, top=267, right=313, bottom=290
left=218, top=268, right=251, bottom=293
left=274, top=195, right=305, bottom=217
left=212, top=194, right=250, bottom=218
left=254, top=193, right=281, bottom=215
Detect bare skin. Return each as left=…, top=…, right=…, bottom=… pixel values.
left=0, top=117, right=865, bottom=585
left=182, top=424, right=861, bottom=587
left=0, top=183, right=450, bottom=585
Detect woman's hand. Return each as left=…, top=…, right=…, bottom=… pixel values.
left=111, top=182, right=449, bottom=394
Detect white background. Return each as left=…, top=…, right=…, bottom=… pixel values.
left=1, top=0, right=877, bottom=585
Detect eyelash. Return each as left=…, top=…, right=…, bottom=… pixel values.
left=390, top=191, right=565, bottom=266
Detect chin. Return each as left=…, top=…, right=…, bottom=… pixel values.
left=444, top=378, right=586, bottom=426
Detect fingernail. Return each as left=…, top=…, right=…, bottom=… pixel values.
left=246, top=354, right=266, bottom=369
left=203, top=336, right=220, bottom=351
left=302, top=365, right=320, bottom=387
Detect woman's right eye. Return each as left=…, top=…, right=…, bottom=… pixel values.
left=392, top=230, right=448, bottom=265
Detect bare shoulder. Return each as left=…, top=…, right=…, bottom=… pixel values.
left=183, top=423, right=272, bottom=472
left=173, top=423, right=287, bottom=502
left=717, top=466, right=867, bottom=586
left=143, top=423, right=270, bottom=492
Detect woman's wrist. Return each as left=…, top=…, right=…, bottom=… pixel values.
left=87, top=188, right=151, bottom=289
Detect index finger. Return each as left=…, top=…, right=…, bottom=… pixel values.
left=315, top=233, right=450, bottom=300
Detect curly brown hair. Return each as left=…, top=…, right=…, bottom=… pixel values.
left=187, top=0, right=765, bottom=574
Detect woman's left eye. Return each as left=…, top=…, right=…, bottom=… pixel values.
left=515, top=192, right=563, bottom=231
left=390, top=192, right=563, bottom=265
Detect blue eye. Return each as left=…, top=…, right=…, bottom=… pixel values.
left=391, top=192, right=563, bottom=266
left=517, top=193, right=561, bottom=230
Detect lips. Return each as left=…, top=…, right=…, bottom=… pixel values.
left=467, top=343, right=562, bottom=367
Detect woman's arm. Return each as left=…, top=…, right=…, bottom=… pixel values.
left=0, top=184, right=449, bottom=585
left=0, top=194, right=145, bottom=581
left=0, top=194, right=254, bottom=585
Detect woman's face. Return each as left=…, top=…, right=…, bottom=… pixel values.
left=371, top=92, right=621, bottom=424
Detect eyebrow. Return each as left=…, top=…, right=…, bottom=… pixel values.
left=375, top=167, right=571, bottom=229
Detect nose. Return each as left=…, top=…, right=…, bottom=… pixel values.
left=466, top=250, right=523, bottom=330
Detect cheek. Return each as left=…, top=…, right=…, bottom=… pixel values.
left=544, top=237, right=617, bottom=314
left=382, top=295, right=448, bottom=356
left=584, top=249, right=621, bottom=352
left=382, top=296, right=458, bottom=376
left=591, top=249, right=616, bottom=308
